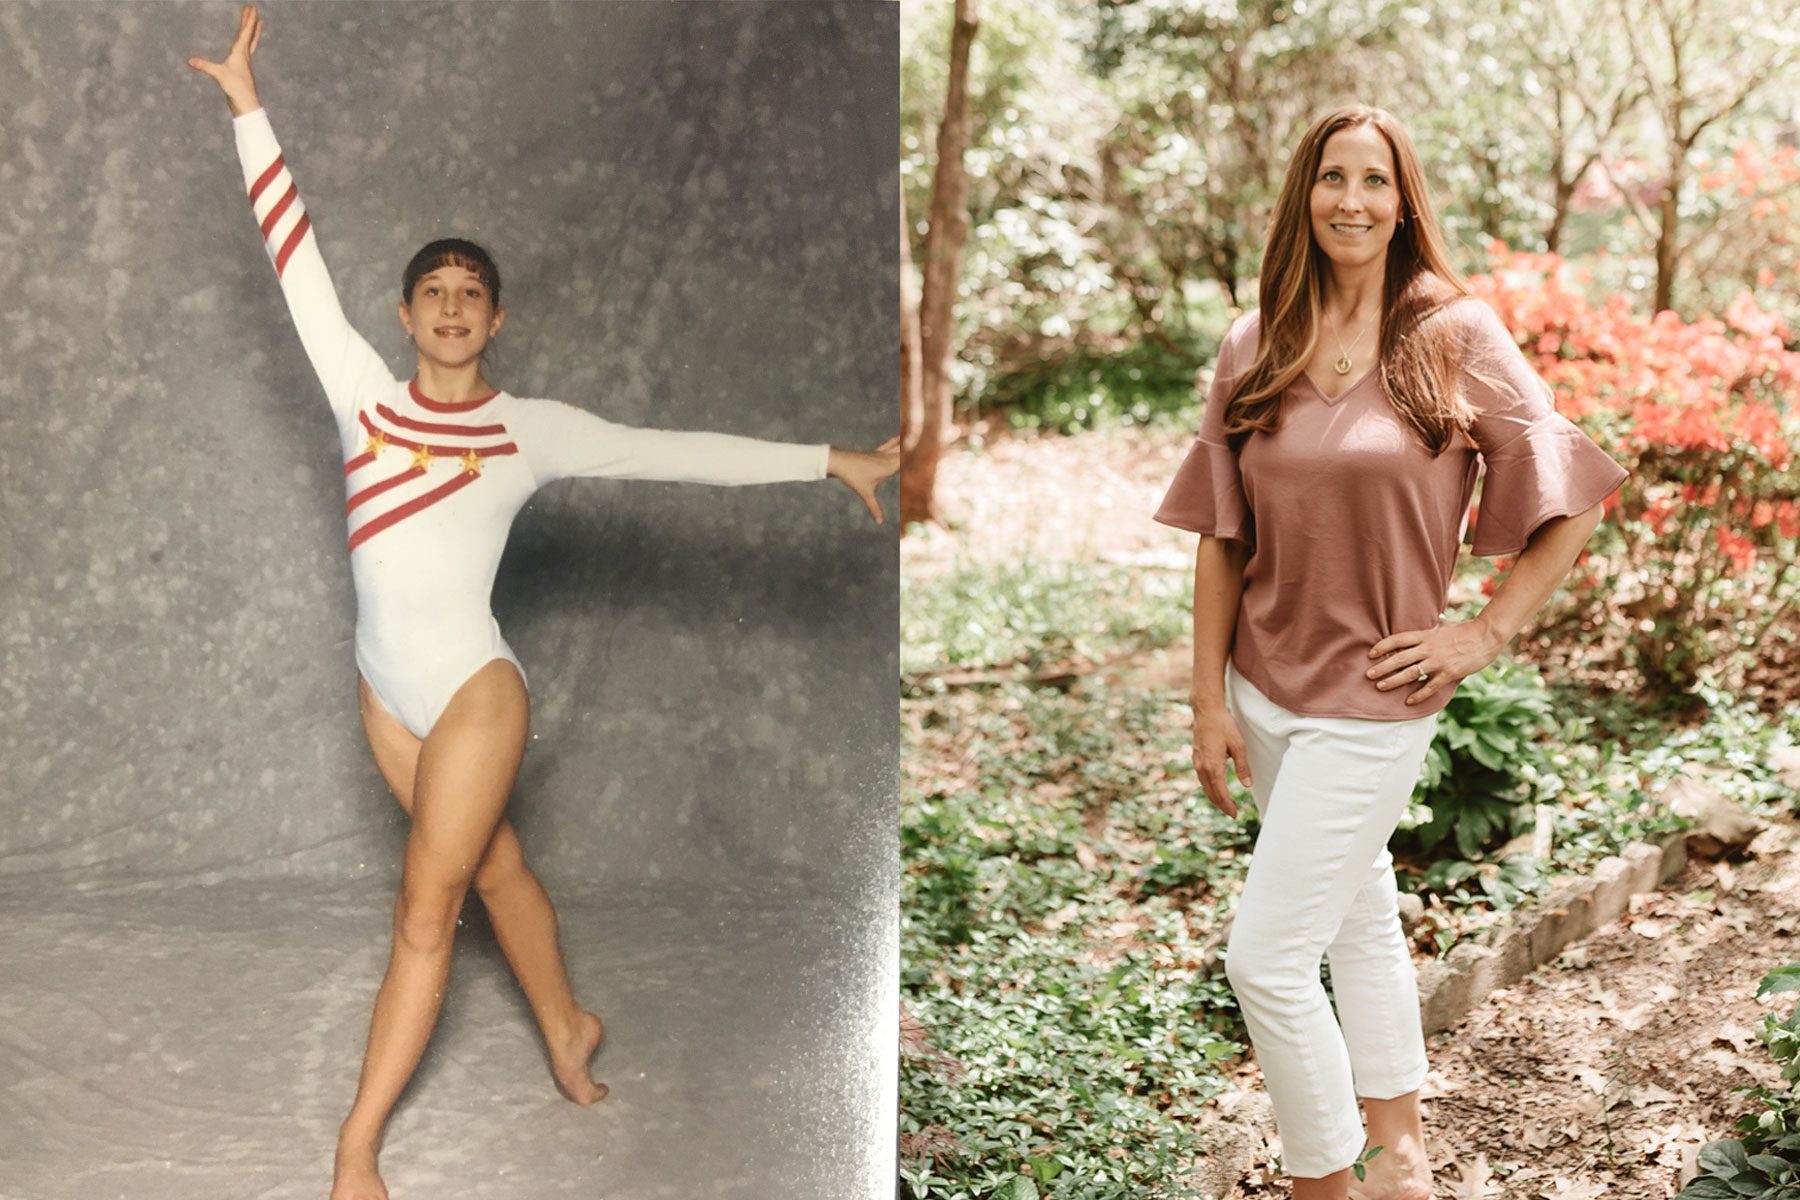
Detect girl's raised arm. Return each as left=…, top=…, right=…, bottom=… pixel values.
left=189, top=4, right=394, bottom=428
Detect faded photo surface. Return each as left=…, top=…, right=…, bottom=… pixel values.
left=0, top=2, right=897, bottom=1198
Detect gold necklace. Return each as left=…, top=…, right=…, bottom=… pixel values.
left=1330, top=311, right=1375, bottom=375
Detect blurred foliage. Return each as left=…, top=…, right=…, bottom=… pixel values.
left=902, top=0, right=1800, bottom=428
left=901, top=559, right=1192, bottom=684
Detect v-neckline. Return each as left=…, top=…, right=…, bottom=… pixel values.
left=1300, top=362, right=1378, bottom=406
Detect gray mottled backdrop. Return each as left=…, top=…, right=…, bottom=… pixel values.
left=0, top=0, right=897, bottom=893
left=0, top=3, right=898, bottom=1198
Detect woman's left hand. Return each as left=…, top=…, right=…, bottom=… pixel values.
left=1366, top=619, right=1506, bottom=706
left=827, top=436, right=901, bottom=524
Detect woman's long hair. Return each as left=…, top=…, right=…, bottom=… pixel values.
left=1223, top=105, right=1478, bottom=457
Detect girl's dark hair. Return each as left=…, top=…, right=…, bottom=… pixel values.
left=402, top=238, right=502, bottom=306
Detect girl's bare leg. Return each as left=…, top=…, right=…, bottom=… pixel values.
left=331, top=660, right=528, bottom=1200
left=357, top=676, right=607, bottom=1106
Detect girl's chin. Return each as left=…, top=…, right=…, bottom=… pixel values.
left=420, top=345, right=486, bottom=368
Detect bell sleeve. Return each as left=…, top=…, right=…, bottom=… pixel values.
left=1459, top=301, right=1628, bottom=557
left=1153, top=314, right=1257, bottom=549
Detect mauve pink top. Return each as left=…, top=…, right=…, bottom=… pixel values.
left=1155, top=298, right=1628, bottom=721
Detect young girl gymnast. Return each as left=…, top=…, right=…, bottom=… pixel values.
left=189, top=8, right=898, bottom=1198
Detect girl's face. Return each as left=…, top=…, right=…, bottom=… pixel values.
left=397, top=264, right=505, bottom=369
left=1308, top=123, right=1402, bottom=274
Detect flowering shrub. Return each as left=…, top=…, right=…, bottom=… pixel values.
left=1468, top=247, right=1800, bottom=701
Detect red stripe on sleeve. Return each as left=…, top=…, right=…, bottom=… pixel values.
left=273, top=212, right=312, bottom=278
left=260, top=181, right=300, bottom=240
left=347, top=471, right=480, bottom=553
left=249, top=155, right=286, bottom=205
left=345, top=466, right=426, bottom=515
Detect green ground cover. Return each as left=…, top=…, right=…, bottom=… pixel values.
left=900, top=558, right=1800, bottom=1200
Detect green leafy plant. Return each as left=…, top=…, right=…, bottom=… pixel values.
left=1352, top=1143, right=1384, bottom=1183
left=1678, top=962, right=1800, bottom=1198
left=1396, top=656, right=1559, bottom=863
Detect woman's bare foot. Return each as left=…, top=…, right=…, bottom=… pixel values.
left=330, top=1133, right=388, bottom=1200
left=1347, top=1135, right=1433, bottom=1200
left=550, top=1009, right=608, bottom=1104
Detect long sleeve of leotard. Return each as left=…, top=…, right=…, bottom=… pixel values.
left=232, top=107, right=396, bottom=428
left=508, top=398, right=830, bottom=490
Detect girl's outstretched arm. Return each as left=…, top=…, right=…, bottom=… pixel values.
left=509, top=400, right=899, bottom=523
left=826, top=437, right=899, bottom=524
left=189, top=3, right=395, bottom=427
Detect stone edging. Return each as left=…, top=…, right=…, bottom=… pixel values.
left=1417, top=831, right=1690, bottom=1034
left=1184, top=831, right=1693, bottom=1198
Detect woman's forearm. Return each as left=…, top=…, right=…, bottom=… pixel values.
left=1190, top=536, right=1249, bottom=713
left=1470, top=503, right=1603, bottom=650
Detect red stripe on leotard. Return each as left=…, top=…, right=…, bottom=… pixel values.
left=374, top=403, right=507, bottom=438
left=356, top=411, right=518, bottom=459
left=249, top=154, right=285, bottom=204
left=345, top=466, right=426, bottom=515
left=347, top=471, right=481, bottom=553
left=408, top=378, right=499, bottom=412
left=260, top=181, right=299, bottom=240
left=343, top=450, right=376, bottom=476
left=274, top=213, right=312, bottom=278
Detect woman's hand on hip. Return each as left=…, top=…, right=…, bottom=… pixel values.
left=827, top=436, right=900, bottom=524
left=1367, top=618, right=1505, bottom=706
left=1191, top=703, right=1252, bottom=819
left=187, top=3, right=263, bottom=116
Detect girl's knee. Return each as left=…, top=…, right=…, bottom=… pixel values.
left=472, top=846, right=529, bottom=900
left=395, top=886, right=463, bottom=955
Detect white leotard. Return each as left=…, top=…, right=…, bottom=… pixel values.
left=233, top=108, right=829, bottom=739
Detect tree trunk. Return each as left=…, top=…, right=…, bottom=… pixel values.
left=902, top=0, right=978, bottom=529
left=1654, top=157, right=1680, bottom=314
left=899, top=186, right=924, bottom=465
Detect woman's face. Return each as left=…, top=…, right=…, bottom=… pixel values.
left=1308, top=123, right=1402, bottom=274
left=397, top=264, right=505, bottom=369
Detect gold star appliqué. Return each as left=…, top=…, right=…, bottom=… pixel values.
left=460, top=448, right=483, bottom=476
left=365, top=430, right=388, bottom=457
left=411, top=444, right=434, bottom=472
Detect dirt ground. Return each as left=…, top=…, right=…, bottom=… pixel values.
left=903, top=424, right=1199, bottom=575
left=1226, top=824, right=1800, bottom=1198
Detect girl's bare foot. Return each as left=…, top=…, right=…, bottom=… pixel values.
left=550, top=1009, right=608, bottom=1104
left=1348, top=1135, right=1433, bottom=1200
left=330, top=1133, right=388, bottom=1200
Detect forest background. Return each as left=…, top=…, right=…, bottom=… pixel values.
left=897, top=1, right=1800, bottom=1197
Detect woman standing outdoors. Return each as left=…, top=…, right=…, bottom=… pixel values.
left=1155, top=105, right=1627, bottom=1198
left=189, top=8, right=897, bottom=1200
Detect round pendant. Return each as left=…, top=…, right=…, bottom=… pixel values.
left=1333, top=355, right=1352, bottom=375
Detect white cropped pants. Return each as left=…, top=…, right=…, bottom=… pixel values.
left=1221, top=660, right=1442, bottom=1178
